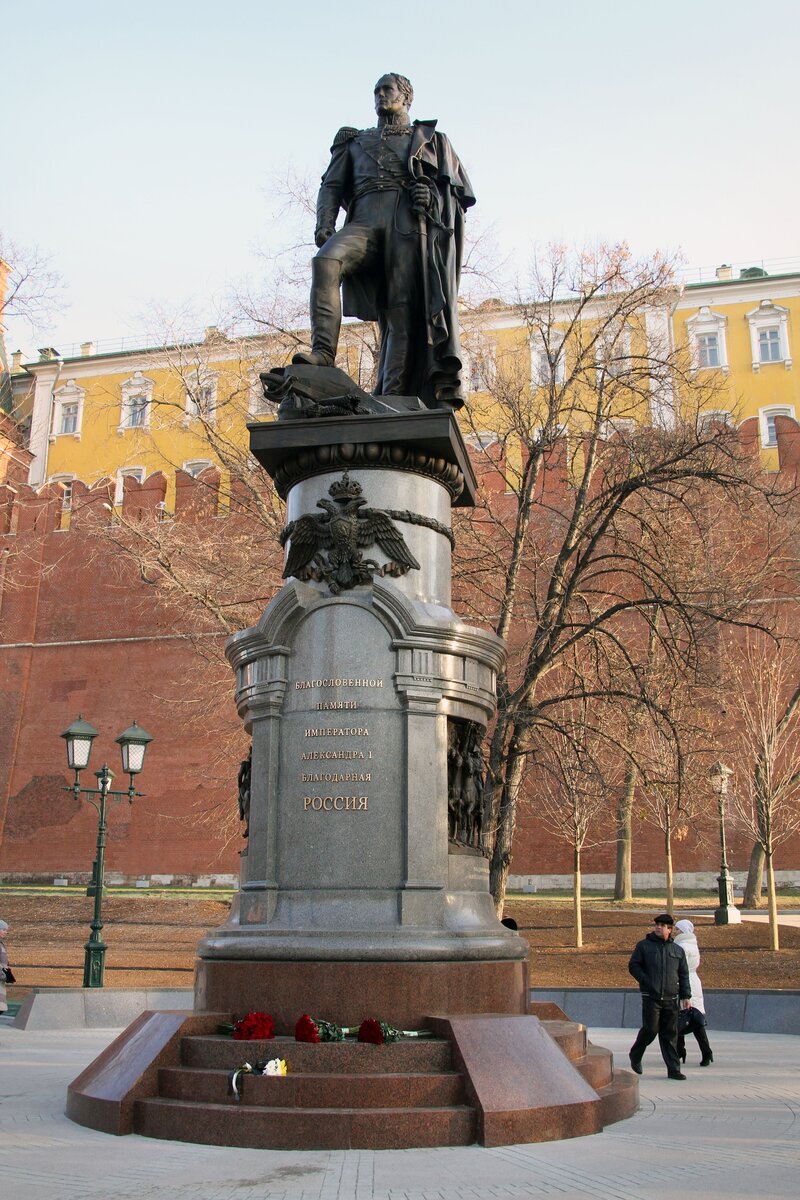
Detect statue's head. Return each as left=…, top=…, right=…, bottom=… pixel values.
left=374, top=73, right=413, bottom=119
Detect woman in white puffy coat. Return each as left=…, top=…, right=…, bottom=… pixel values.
left=673, top=919, right=713, bottom=1065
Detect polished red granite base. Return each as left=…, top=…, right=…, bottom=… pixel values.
left=66, top=1011, right=221, bottom=1135
left=67, top=959, right=638, bottom=1147
left=429, top=1014, right=602, bottom=1145
left=194, top=957, right=529, bottom=1030
left=67, top=1006, right=639, bottom=1146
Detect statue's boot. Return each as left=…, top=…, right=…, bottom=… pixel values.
left=379, top=304, right=413, bottom=395
left=292, top=257, right=342, bottom=367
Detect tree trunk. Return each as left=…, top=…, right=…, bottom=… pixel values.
left=488, top=738, right=526, bottom=915
left=574, top=843, right=583, bottom=949
left=613, top=761, right=636, bottom=901
left=766, top=849, right=780, bottom=951
left=664, top=822, right=674, bottom=914
left=743, top=841, right=766, bottom=909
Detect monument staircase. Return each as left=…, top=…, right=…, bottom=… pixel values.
left=125, top=1003, right=638, bottom=1149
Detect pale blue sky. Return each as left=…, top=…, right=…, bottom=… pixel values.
left=3, top=0, right=799, bottom=356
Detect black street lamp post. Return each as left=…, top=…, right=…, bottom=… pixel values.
left=60, top=717, right=153, bottom=987
left=708, top=759, right=741, bottom=926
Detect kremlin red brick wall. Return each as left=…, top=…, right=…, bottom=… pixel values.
left=2, top=421, right=799, bottom=886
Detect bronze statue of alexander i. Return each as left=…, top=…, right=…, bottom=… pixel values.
left=291, top=73, right=475, bottom=411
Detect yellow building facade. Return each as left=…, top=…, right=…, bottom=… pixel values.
left=673, top=267, right=800, bottom=469
left=13, top=329, right=269, bottom=507
left=10, top=265, right=800, bottom=494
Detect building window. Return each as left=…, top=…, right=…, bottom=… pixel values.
left=759, top=406, right=795, bottom=448
left=114, top=466, right=146, bottom=504
left=600, top=417, right=636, bottom=439
left=185, top=372, right=217, bottom=422
left=699, top=410, right=733, bottom=431
left=698, top=334, right=720, bottom=368
left=119, top=371, right=154, bottom=432
left=465, top=343, right=496, bottom=394
left=464, top=431, right=499, bottom=451
left=49, top=474, right=74, bottom=529
left=758, top=328, right=782, bottom=364
left=124, top=394, right=148, bottom=427
left=51, top=380, right=85, bottom=441
left=531, top=334, right=566, bottom=389
left=596, top=326, right=631, bottom=380
left=60, top=402, right=79, bottom=434
left=686, top=307, right=728, bottom=372
left=50, top=474, right=74, bottom=506
left=248, top=373, right=270, bottom=416
left=746, top=300, right=791, bottom=372
left=183, top=459, right=213, bottom=478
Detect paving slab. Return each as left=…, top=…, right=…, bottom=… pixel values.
left=0, top=1024, right=798, bottom=1199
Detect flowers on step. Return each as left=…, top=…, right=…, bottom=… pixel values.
left=233, top=1011, right=275, bottom=1040
left=357, top=1018, right=431, bottom=1044
left=295, top=1014, right=351, bottom=1043
left=229, top=1057, right=288, bottom=1101
left=262, top=1057, right=288, bottom=1076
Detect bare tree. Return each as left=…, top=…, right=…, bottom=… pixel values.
left=726, top=633, right=800, bottom=949
left=532, top=698, right=616, bottom=946
left=452, top=242, right=781, bottom=912
left=635, top=704, right=708, bottom=913
left=0, top=235, right=64, bottom=334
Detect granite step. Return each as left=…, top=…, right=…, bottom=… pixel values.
left=180, top=1034, right=454, bottom=1073
left=134, top=1096, right=477, bottom=1150
left=158, top=1065, right=467, bottom=1108
left=595, top=1069, right=640, bottom=1126
left=538, top=1019, right=588, bottom=1061
left=572, top=1044, right=614, bottom=1090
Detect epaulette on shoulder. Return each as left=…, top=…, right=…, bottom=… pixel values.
left=333, top=126, right=358, bottom=146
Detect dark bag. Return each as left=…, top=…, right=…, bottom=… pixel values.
left=678, top=1006, right=705, bottom=1033
left=2, top=966, right=15, bottom=984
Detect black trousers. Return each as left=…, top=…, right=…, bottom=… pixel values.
left=630, top=995, right=681, bottom=1073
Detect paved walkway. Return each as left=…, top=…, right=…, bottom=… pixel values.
left=739, top=909, right=800, bottom=927
left=1, top=1025, right=798, bottom=1199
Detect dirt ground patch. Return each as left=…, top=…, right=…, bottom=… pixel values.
left=504, top=897, right=800, bottom=991
left=1, top=890, right=798, bottom=999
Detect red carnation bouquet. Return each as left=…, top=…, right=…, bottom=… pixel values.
left=231, top=1011, right=275, bottom=1041
left=357, top=1018, right=431, bottom=1044
left=295, top=1013, right=351, bottom=1043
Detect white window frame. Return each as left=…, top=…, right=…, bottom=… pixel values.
left=119, top=371, right=154, bottom=433
left=182, top=459, right=214, bottom=478
left=184, top=370, right=218, bottom=424
left=530, top=333, right=566, bottom=389
left=114, top=466, right=146, bottom=505
left=746, top=301, right=792, bottom=372
left=686, top=306, right=729, bottom=372
left=50, top=380, right=85, bottom=442
left=759, top=405, right=795, bottom=448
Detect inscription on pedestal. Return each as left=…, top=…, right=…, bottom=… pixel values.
left=291, top=676, right=387, bottom=819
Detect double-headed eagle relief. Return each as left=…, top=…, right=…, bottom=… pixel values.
left=280, top=473, right=420, bottom=594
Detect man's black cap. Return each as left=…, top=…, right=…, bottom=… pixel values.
left=653, top=913, right=675, bottom=926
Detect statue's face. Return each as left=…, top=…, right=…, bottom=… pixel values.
left=374, top=75, right=408, bottom=119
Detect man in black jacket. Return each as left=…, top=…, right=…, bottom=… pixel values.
left=628, top=913, right=692, bottom=1079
